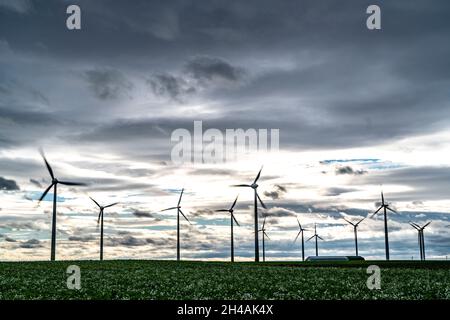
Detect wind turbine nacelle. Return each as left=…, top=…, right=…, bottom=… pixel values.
left=251, top=183, right=258, bottom=189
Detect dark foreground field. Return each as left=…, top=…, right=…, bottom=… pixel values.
left=0, top=260, right=449, bottom=300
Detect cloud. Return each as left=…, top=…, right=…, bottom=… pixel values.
left=68, top=235, right=96, bottom=242
left=263, top=207, right=296, bottom=218
left=83, top=68, right=133, bottom=100
left=148, top=56, right=244, bottom=101
left=0, top=0, right=32, bottom=14
left=263, top=184, right=287, bottom=200
left=323, top=187, right=359, bottom=196
left=335, top=166, right=367, bottom=175
left=29, top=178, right=43, bottom=188
left=5, top=237, right=16, bottom=242
left=132, top=210, right=155, bottom=218
left=0, top=176, right=19, bottom=190
left=108, top=235, right=151, bottom=247
left=190, top=208, right=214, bottom=218
left=148, top=73, right=196, bottom=101
left=184, top=56, right=245, bottom=84
left=19, top=239, right=42, bottom=249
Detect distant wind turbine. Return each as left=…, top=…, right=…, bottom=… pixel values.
left=215, top=195, right=240, bottom=262
left=294, top=218, right=309, bottom=261
left=371, top=191, right=397, bottom=261
left=233, top=167, right=266, bottom=262
left=343, top=217, right=366, bottom=256
left=409, top=221, right=431, bottom=261
left=161, top=188, right=191, bottom=261
left=38, top=149, right=86, bottom=261
left=307, top=223, right=323, bottom=256
left=90, top=197, right=118, bottom=261
left=258, top=217, right=270, bottom=262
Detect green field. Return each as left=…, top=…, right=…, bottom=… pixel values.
left=0, top=260, right=449, bottom=300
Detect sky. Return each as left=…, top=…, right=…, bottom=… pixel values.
left=0, top=0, right=449, bottom=261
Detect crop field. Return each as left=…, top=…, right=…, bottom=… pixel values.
left=0, top=260, right=449, bottom=300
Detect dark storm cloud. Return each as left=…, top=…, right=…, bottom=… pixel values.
left=184, top=56, right=244, bottom=83
left=0, top=176, right=19, bottom=190
left=148, top=56, right=244, bottom=101
left=148, top=73, right=195, bottom=101
left=0, top=0, right=449, bottom=153
left=83, top=68, right=133, bottom=100
left=1, top=0, right=450, bottom=261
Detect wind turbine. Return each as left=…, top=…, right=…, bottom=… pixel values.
left=307, top=223, right=323, bottom=256
left=90, top=197, right=118, bottom=261
left=409, top=221, right=431, bottom=261
left=215, top=195, right=240, bottom=262
left=371, top=191, right=397, bottom=261
left=294, top=218, right=308, bottom=261
left=258, top=217, right=270, bottom=262
left=343, top=217, right=366, bottom=256
left=38, top=149, right=86, bottom=261
left=161, top=188, right=191, bottom=261
left=233, top=167, right=266, bottom=262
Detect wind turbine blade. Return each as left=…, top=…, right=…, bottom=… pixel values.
left=423, top=221, right=432, bottom=229
left=294, top=231, right=301, bottom=243
left=264, top=232, right=270, bottom=240
left=39, top=148, right=54, bottom=180
left=409, top=222, right=419, bottom=230
left=306, top=235, right=315, bottom=242
left=58, top=181, right=86, bottom=186
left=387, top=207, right=397, bottom=213
left=262, top=217, right=266, bottom=229
left=38, top=183, right=54, bottom=202
left=232, top=214, right=240, bottom=226
left=97, top=210, right=102, bottom=224
left=179, top=209, right=191, bottom=224
left=104, top=202, right=119, bottom=208
left=232, top=184, right=252, bottom=187
left=411, top=222, right=421, bottom=229
left=297, top=218, right=302, bottom=229
left=161, top=207, right=178, bottom=212
left=381, top=191, right=384, bottom=204
left=230, top=195, right=239, bottom=210
left=215, top=209, right=229, bottom=212
left=317, top=235, right=324, bottom=241
left=256, top=192, right=267, bottom=209
left=371, top=206, right=383, bottom=218
left=253, top=167, right=263, bottom=184
left=90, top=197, right=101, bottom=208
left=177, top=188, right=184, bottom=206
left=356, top=217, right=366, bottom=226
left=343, top=218, right=355, bottom=226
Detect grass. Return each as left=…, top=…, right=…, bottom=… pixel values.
left=0, top=260, right=449, bottom=300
